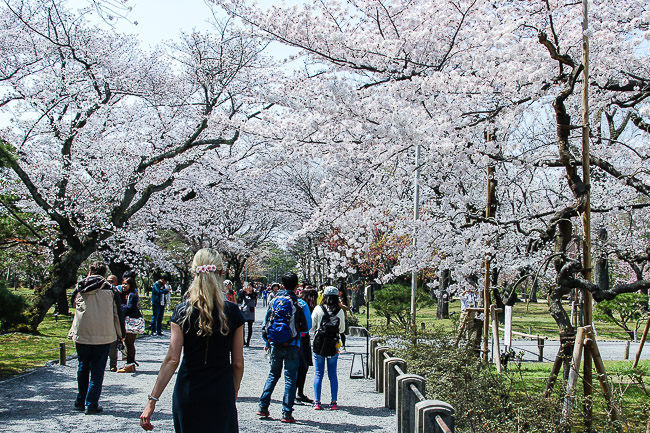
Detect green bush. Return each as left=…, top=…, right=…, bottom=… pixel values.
left=386, top=326, right=563, bottom=432
left=595, top=293, right=650, bottom=340
left=373, top=282, right=433, bottom=329
left=0, top=282, right=28, bottom=333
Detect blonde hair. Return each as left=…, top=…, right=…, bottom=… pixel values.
left=180, top=248, right=230, bottom=337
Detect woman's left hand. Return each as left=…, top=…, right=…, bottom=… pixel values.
left=140, top=401, right=156, bottom=431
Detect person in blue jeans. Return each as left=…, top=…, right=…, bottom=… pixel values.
left=258, top=273, right=310, bottom=423
left=311, top=286, right=346, bottom=411
left=150, top=274, right=170, bottom=336
left=68, top=261, right=125, bottom=415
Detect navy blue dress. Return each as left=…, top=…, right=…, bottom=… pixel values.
left=171, top=301, right=245, bottom=433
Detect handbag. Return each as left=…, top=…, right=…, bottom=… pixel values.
left=125, top=316, right=145, bottom=334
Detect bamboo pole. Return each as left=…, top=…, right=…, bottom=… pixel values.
left=562, top=326, right=587, bottom=425
left=581, top=1, right=594, bottom=429
left=633, top=315, right=650, bottom=369
left=587, top=336, right=623, bottom=431
left=491, top=304, right=502, bottom=373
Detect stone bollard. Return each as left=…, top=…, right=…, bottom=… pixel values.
left=375, top=346, right=391, bottom=392
left=348, top=326, right=368, bottom=337
left=415, top=400, right=455, bottom=433
left=396, top=374, right=425, bottom=433
left=383, top=357, right=407, bottom=409
left=369, top=337, right=382, bottom=378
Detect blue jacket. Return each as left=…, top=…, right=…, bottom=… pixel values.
left=151, top=281, right=168, bottom=306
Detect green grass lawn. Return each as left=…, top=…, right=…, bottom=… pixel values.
left=360, top=299, right=635, bottom=341
left=507, top=359, right=650, bottom=431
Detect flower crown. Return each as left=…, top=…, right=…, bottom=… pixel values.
left=195, top=264, right=221, bottom=274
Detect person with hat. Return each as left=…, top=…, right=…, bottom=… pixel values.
left=223, top=279, right=236, bottom=303
left=310, top=286, right=346, bottom=411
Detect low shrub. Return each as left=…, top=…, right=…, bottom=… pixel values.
left=386, top=326, right=563, bottom=432
left=0, top=281, right=28, bottom=333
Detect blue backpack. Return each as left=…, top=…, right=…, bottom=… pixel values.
left=263, top=293, right=302, bottom=345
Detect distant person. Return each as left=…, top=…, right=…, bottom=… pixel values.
left=165, top=282, right=173, bottom=311
left=68, top=261, right=125, bottom=415
left=117, top=276, right=140, bottom=373
left=261, top=287, right=268, bottom=307
left=257, top=273, right=309, bottom=423
left=454, top=287, right=477, bottom=347
left=267, top=282, right=280, bottom=304
left=140, top=248, right=244, bottom=433
left=223, top=279, right=236, bottom=303
left=337, top=287, right=351, bottom=352
left=296, top=287, right=318, bottom=403
left=106, top=274, right=122, bottom=372
left=150, top=274, right=170, bottom=336
left=311, top=286, right=346, bottom=411
left=240, top=283, right=257, bottom=347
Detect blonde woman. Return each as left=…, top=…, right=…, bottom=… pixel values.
left=140, top=249, right=245, bottom=433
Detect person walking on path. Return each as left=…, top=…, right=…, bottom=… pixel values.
left=240, top=283, right=257, bottom=347
left=454, top=287, right=477, bottom=347
left=257, top=273, right=309, bottom=423
left=311, top=286, right=346, bottom=411
left=140, top=248, right=245, bottom=433
left=106, top=275, right=123, bottom=372
left=267, top=282, right=280, bottom=304
left=261, top=286, right=268, bottom=307
left=296, top=287, right=317, bottom=404
left=337, top=286, right=351, bottom=352
left=118, top=276, right=140, bottom=373
left=150, top=274, right=170, bottom=336
left=68, top=261, right=125, bottom=415
left=223, top=279, right=236, bottom=303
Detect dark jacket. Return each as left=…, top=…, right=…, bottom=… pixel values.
left=151, top=281, right=168, bottom=306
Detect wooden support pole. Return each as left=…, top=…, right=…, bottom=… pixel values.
left=59, top=342, right=66, bottom=366
left=587, top=336, right=623, bottom=431
left=581, top=1, right=594, bottom=429
left=633, top=315, right=650, bottom=369
left=490, top=305, right=502, bottom=373
left=562, top=327, right=587, bottom=425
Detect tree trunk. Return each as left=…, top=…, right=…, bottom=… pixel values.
left=55, top=288, right=69, bottom=316
left=28, top=248, right=92, bottom=331
left=107, top=261, right=130, bottom=282
left=529, top=278, right=539, bottom=303
left=436, top=269, right=450, bottom=319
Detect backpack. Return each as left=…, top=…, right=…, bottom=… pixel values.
left=262, top=292, right=306, bottom=345
left=312, top=306, right=340, bottom=357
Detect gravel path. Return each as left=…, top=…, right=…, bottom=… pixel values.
left=2, top=307, right=648, bottom=433
left=0, top=308, right=394, bottom=433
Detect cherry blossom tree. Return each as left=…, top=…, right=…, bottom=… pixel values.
left=0, top=0, right=270, bottom=329
left=212, top=0, right=650, bottom=342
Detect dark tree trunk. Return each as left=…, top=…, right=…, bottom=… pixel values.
left=594, top=228, right=609, bottom=293
left=28, top=249, right=92, bottom=331
left=108, top=261, right=130, bottom=282
left=436, top=269, right=450, bottom=319
left=529, top=278, right=539, bottom=303
left=55, top=288, right=69, bottom=316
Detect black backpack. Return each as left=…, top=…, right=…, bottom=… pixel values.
left=312, top=305, right=340, bottom=357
